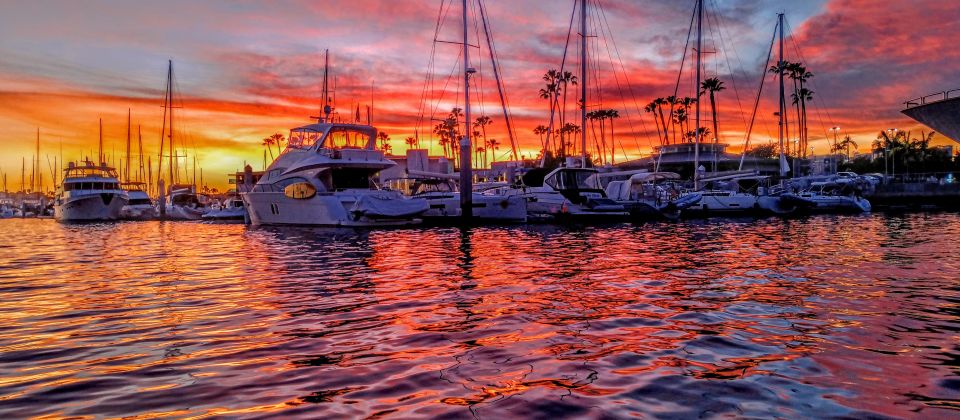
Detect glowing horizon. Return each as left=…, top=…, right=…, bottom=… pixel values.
left=1, top=0, right=957, bottom=192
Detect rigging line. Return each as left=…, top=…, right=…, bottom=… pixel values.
left=666, top=0, right=697, bottom=146
left=470, top=0, right=486, bottom=123
left=478, top=0, right=520, bottom=161
left=738, top=19, right=778, bottom=171
left=415, top=0, right=447, bottom=146
left=543, top=0, right=579, bottom=162
left=592, top=0, right=634, bottom=161
left=596, top=0, right=647, bottom=158
left=705, top=1, right=747, bottom=143
left=785, top=18, right=833, bottom=146
left=708, top=1, right=775, bottom=141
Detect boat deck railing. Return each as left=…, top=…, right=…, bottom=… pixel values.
left=904, top=88, right=960, bottom=108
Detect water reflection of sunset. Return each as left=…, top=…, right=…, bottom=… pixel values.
left=1, top=214, right=959, bottom=417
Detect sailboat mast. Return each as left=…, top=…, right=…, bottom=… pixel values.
left=322, top=50, right=331, bottom=122
left=580, top=0, right=587, bottom=168
left=459, top=0, right=473, bottom=219
left=167, top=60, right=175, bottom=186
left=693, top=0, right=702, bottom=189
left=138, top=125, right=145, bottom=184
left=98, top=118, right=103, bottom=165
left=777, top=13, right=786, bottom=178
left=36, top=128, right=41, bottom=193
left=125, top=109, right=131, bottom=183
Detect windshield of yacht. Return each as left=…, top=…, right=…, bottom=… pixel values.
left=546, top=170, right=600, bottom=190
left=325, top=127, right=374, bottom=149
left=288, top=128, right=323, bottom=149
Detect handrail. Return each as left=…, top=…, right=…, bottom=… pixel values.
left=904, top=88, right=960, bottom=108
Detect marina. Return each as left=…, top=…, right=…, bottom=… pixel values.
left=2, top=0, right=960, bottom=418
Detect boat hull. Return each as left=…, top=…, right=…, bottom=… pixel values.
left=781, top=193, right=871, bottom=213
left=121, top=204, right=158, bottom=220
left=419, top=193, right=527, bottom=223
left=55, top=193, right=127, bottom=222
left=164, top=205, right=207, bottom=220
left=242, top=190, right=427, bottom=227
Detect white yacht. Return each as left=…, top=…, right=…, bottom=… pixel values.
left=781, top=182, right=871, bottom=213
left=604, top=172, right=701, bottom=220
left=503, top=167, right=629, bottom=222
left=120, top=182, right=157, bottom=220
left=202, top=197, right=247, bottom=222
left=54, top=161, right=128, bottom=222
left=164, top=184, right=210, bottom=220
left=391, top=177, right=526, bottom=223
left=682, top=176, right=796, bottom=217
left=241, top=122, right=429, bottom=226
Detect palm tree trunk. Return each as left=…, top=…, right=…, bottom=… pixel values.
left=609, top=118, right=615, bottom=164
left=710, top=91, right=720, bottom=173
left=657, top=107, right=668, bottom=146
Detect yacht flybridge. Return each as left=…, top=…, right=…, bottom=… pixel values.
left=54, top=161, right=128, bottom=222
left=242, top=122, right=429, bottom=226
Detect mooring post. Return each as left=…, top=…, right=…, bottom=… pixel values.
left=158, top=179, right=166, bottom=220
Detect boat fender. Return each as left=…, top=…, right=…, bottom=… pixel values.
left=500, top=200, right=509, bottom=209
left=560, top=203, right=569, bottom=214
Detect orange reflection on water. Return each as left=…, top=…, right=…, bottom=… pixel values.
left=1, top=214, right=959, bottom=418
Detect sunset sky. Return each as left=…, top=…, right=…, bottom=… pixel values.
left=1, top=0, right=957, bottom=191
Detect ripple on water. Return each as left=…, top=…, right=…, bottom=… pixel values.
left=0, top=214, right=959, bottom=418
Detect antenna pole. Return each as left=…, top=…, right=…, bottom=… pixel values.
left=580, top=0, right=588, bottom=168
left=693, top=0, right=702, bottom=189
left=321, top=49, right=331, bottom=122
left=459, top=0, right=473, bottom=219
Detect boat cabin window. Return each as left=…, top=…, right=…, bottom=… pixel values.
left=545, top=170, right=598, bottom=190
left=288, top=128, right=322, bottom=149
left=64, top=182, right=119, bottom=191
left=412, top=179, right=455, bottom=195
left=330, top=168, right=376, bottom=190
left=325, top=127, right=373, bottom=149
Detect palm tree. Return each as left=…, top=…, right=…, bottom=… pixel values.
left=586, top=110, right=606, bottom=165
left=377, top=131, right=391, bottom=154
left=665, top=96, right=678, bottom=144
left=700, top=77, right=725, bottom=171
left=606, top=109, right=620, bottom=164
left=644, top=100, right=663, bottom=146
left=405, top=136, right=417, bottom=150
left=769, top=61, right=792, bottom=155
left=486, top=138, right=500, bottom=164
left=793, top=65, right=814, bottom=157
left=791, top=88, right=814, bottom=157
left=261, top=136, right=275, bottom=161
left=474, top=115, right=493, bottom=163
left=557, top=71, right=577, bottom=157
left=269, top=133, right=285, bottom=156
left=540, top=70, right=562, bottom=155
left=533, top=125, right=548, bottom=155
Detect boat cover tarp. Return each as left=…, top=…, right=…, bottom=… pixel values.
left=352, top=195, right=429, bottom=218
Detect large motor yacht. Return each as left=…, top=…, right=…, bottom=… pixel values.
left=54, top=161, right=128, bottom=222
left=120, top=182, right=157, bottom=220
left=241, top=122, right=429, bottom=226
left=504, top=166, right=629, bottom=222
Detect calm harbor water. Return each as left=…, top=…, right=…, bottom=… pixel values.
left=1, top=214, right=959, bottom=418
